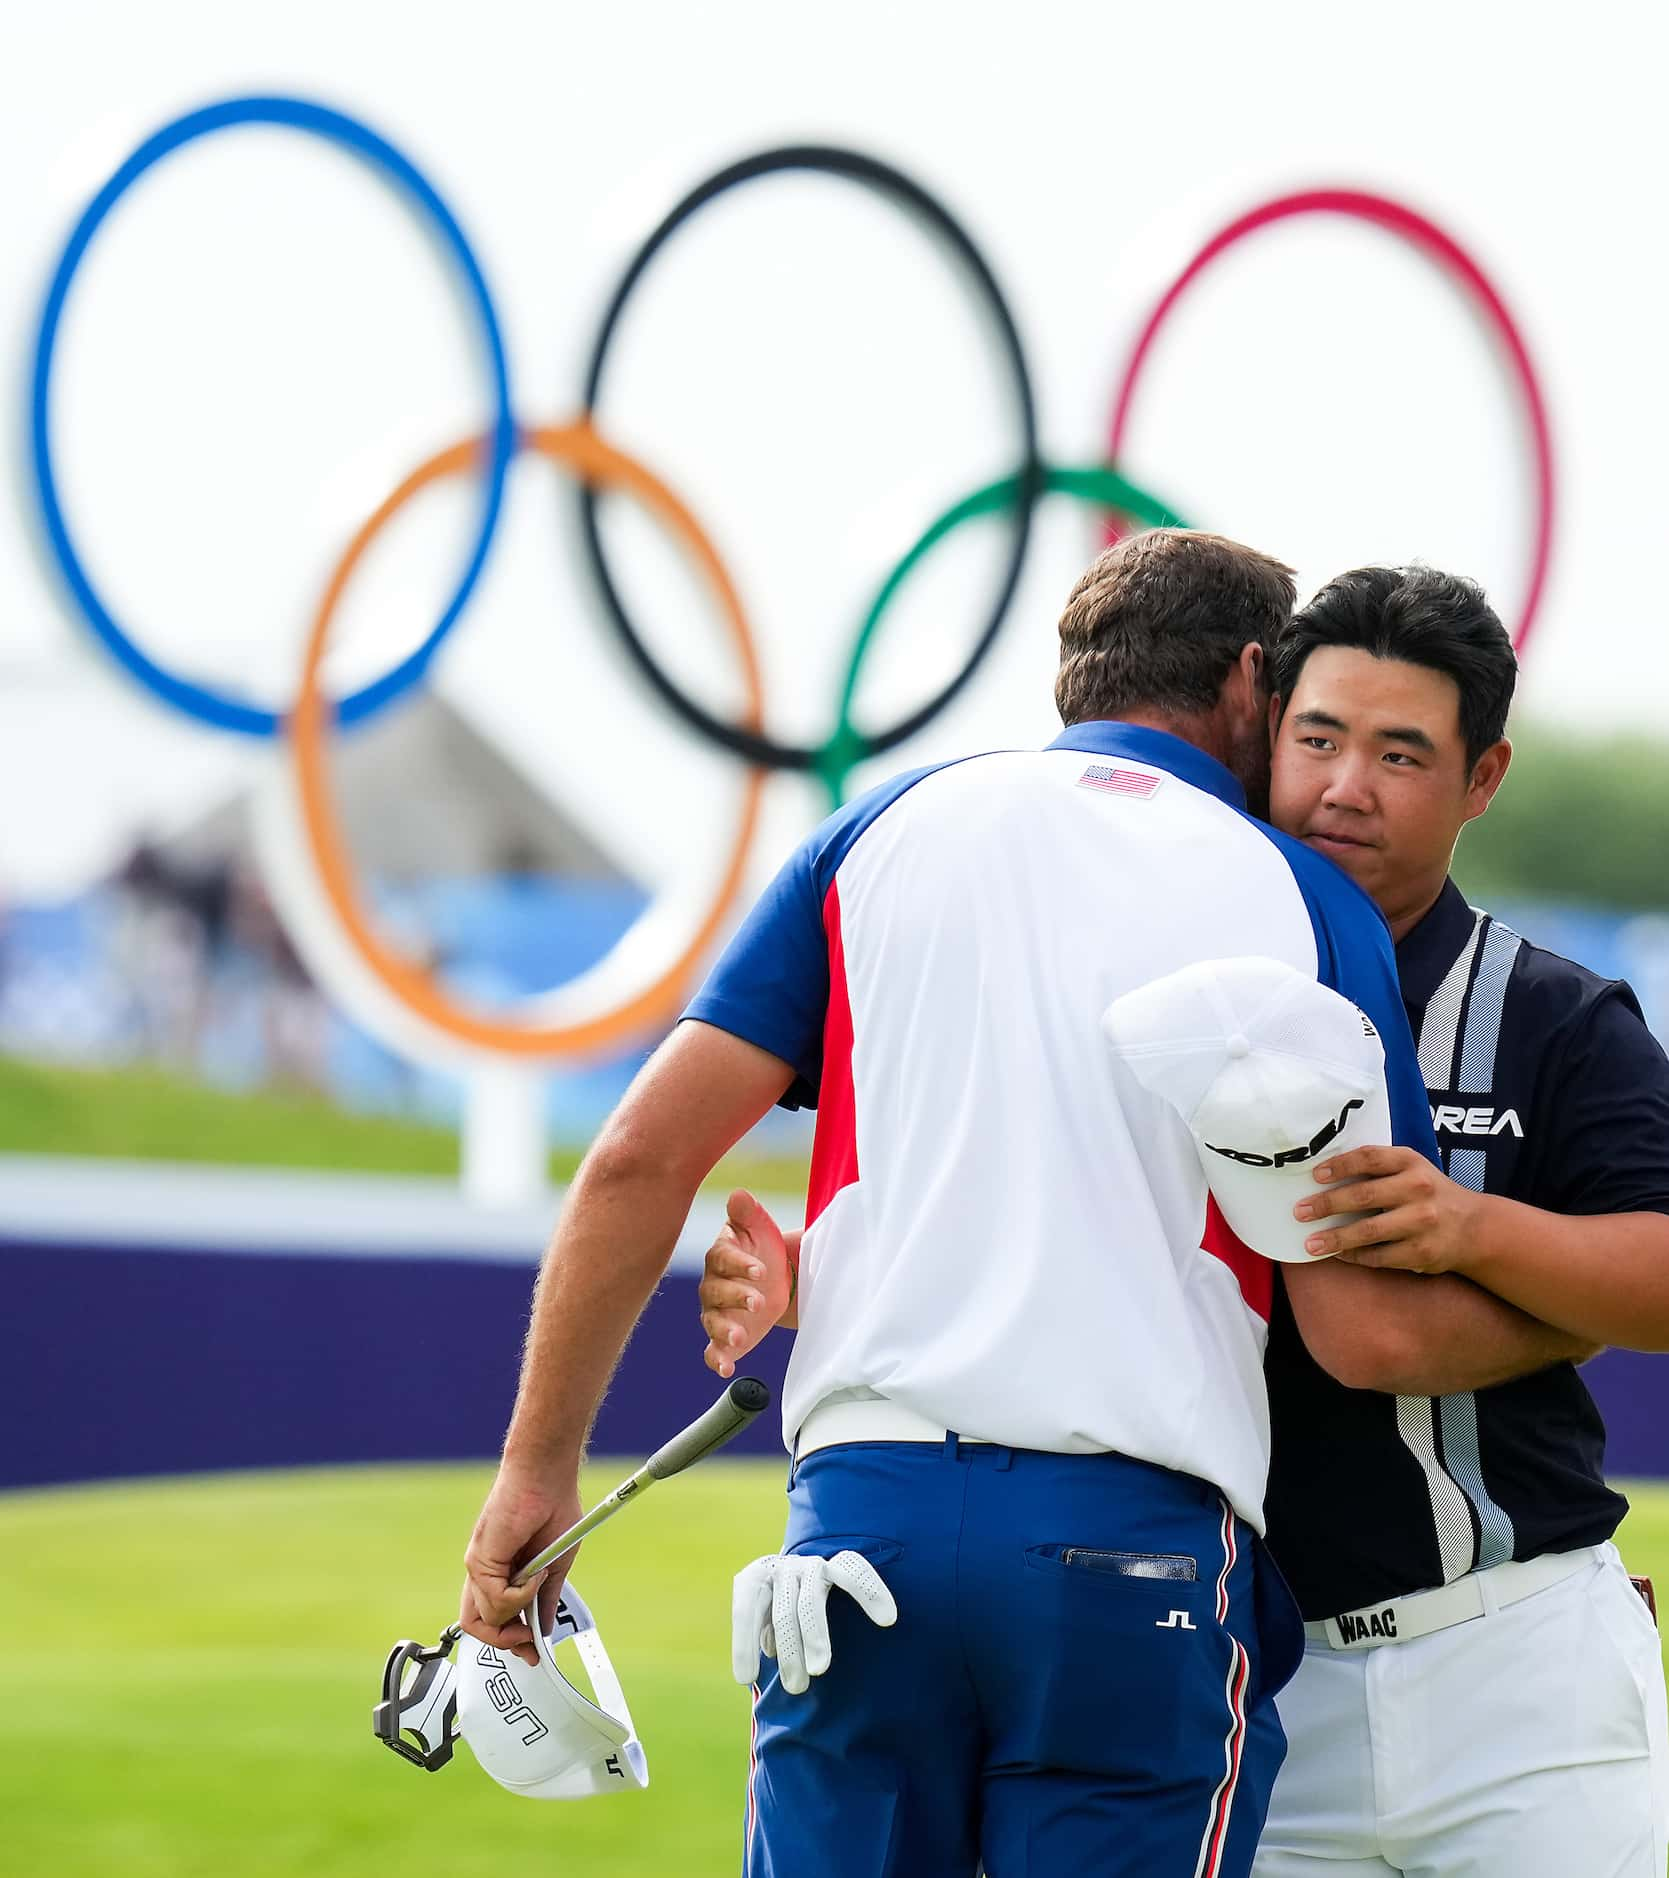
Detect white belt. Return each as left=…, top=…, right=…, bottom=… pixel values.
left=1305, top=1545, right=1603, bottom=1650
left=794, top=1397, right=997, bottom=1460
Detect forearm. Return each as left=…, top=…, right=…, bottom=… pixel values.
left=501, top=1024, right=794, bottom=1470
left=1459, top=1201, right=1669, bottom=1351
left=1371, top=1272, right=1597, bottom=1394
left=502, top=1144, right=705, bottom=1477
left=1285, top=1259, right=1599, bottom=1396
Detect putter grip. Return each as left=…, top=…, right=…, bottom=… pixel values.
left=644, top=1377, right=770, bottom=1480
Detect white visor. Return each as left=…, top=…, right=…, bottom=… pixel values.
left=455, top=1583, right=649, bottom=1799
left=1103, top=956, right=1393, bottom=1263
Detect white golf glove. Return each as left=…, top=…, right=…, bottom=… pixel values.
left=731, top=1551, right=899, bottom=1695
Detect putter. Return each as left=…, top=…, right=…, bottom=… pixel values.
left=374, top=1375, right=771, bottom=1770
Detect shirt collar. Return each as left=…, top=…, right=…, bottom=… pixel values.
left=1046, top=721, right=1246, bottom=811
left=1395, top=876, right=1478, bottom=1010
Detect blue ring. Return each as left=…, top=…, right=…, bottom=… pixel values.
left=28, top=94, right=515, bottom=736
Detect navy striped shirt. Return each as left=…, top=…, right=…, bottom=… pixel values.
left=1263, top=878, right=1669, bottom=1619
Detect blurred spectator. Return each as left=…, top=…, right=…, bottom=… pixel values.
left=104, top=843, right=331, bottom=1090
left=112, top=842, right=226, bottom=1065
left=226, top=867, right=329, bottom=1090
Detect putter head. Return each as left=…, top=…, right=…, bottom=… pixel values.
left=374, top=1627, right=461, bottom=1771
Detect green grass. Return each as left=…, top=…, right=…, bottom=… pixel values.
left=4, top=1464, right=1667, bottom=1876
left=0, top=1460, right=789, bottom=1877
left=0, top=1054, right=810, bottom=1193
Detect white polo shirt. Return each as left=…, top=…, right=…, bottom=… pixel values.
left=683, top=723, right=1431, bottom=1528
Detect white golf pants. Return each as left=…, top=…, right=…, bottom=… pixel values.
left=1254, top=1544, right=1667, bottom=1877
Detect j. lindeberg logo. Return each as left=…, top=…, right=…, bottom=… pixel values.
left=1204, top=1097, right=1365, bottom=1169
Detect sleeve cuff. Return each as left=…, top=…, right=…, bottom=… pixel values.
left=678, top=1002, right=821, bottom=1112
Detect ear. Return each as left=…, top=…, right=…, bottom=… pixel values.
left=1221, top=642, right=1265, bottom=725
left=1462, top=738, right=1512, bottom=824
left=1268, top=691, right=1286, bottom=741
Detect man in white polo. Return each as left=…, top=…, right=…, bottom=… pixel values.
left=458, top=530, right=1440, bottom=1877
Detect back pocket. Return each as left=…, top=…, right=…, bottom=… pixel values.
left=784, top=1535, right=904, bottom=1569
left=1016, top=1542, right=1223, bottom=1777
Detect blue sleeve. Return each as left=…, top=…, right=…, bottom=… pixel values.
left=681, top=757, right=967, bottom=1112
left=682, top=829, right=830, bottom=1110
left=1261, top=829, right=1439, bottom=1165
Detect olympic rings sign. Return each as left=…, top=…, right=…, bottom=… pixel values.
left=29, top=94, right=1557, bottom=1070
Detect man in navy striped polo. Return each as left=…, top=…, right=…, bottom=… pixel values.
left=1251, top=566, right=1669, bottom=1876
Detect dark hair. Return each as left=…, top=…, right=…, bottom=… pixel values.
left=1271, top=566, right=1517, bottom=769
left=1055, top=529, right=1296, bottom=725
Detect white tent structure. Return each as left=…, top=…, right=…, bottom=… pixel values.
left=0, top=657, right=637, bottom=901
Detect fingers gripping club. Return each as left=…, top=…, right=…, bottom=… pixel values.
left=513, top=1376, right=771, bottom=1586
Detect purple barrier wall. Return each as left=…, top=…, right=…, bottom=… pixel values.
left=3, top=1235, right=1665, bottom=1489
left=1582, top=1348, right=1669, bottom=1484
left=2, top=1238, right=792, bottom=1490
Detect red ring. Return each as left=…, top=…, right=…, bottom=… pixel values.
left=1103, top=189, right=1556, bottom=653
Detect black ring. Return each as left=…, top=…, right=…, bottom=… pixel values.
left=576, top=144, right=1043, bottom=773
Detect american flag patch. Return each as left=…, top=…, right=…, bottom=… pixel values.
left=1077, top=764, right=1162, bottom=799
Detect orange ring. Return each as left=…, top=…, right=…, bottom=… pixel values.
left=287, top=420, right=766, bottom=1058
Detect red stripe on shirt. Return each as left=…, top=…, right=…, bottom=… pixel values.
left=806, top=878, right=858, bottom=1228
left=1201, top=1195, right=1272, bottom=1322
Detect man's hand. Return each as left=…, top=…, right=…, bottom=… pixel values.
left=731, top=1551, right=898, bottom=1694
left=459, top=1464, right=584, bottom=1667
left=701, top=1190, right=798, bottom=1378
left=1297, top=1145, right=1485, bottom=1274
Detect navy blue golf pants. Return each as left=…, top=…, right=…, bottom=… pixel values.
left=742, top=1438, right=1302, bottom=1877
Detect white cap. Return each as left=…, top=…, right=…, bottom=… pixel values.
left=454, top=1582, right=649, bottom=1799
left=1101, top=956, right=1392, bottom=1264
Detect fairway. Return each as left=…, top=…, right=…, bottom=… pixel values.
left=5, top=1463, right=1668, bottom=1876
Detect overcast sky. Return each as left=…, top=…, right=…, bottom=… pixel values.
left=3, top=0, right=1665, bottom=908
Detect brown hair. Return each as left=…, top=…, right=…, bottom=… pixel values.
left=1054, top=529, right=1296, bottom=725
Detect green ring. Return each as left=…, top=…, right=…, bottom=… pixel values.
left=818, top=463, right=1190, bottom=802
